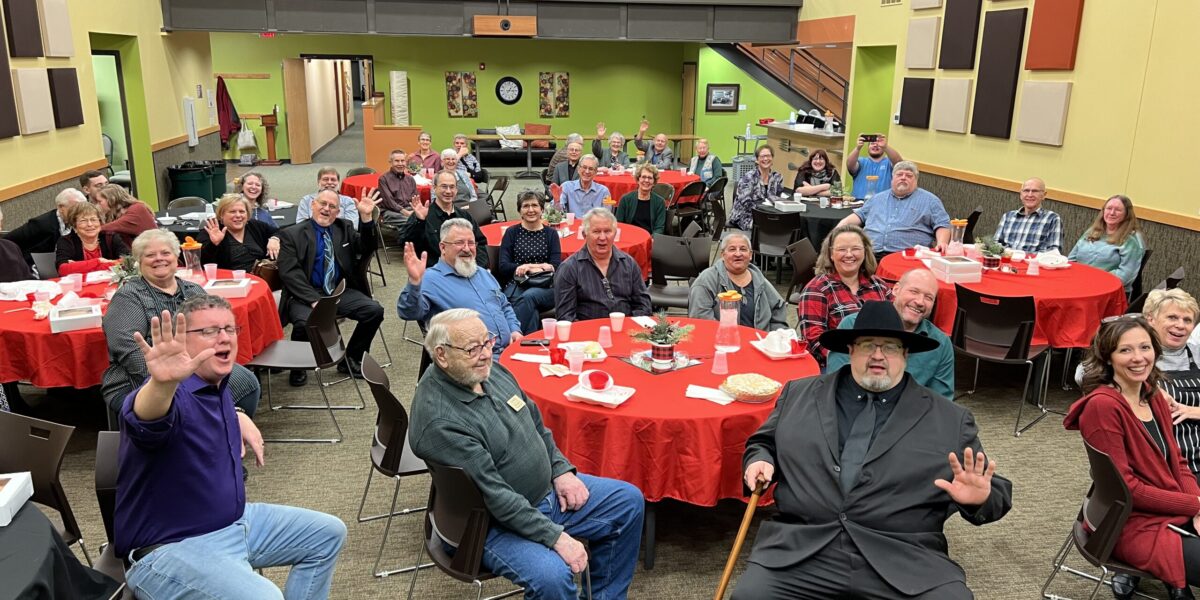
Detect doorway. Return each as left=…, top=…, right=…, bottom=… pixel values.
left=91, top=50, right=136, bottom=196
left=291, top=53, right=374, bottom=164
left=847, top=46, right=897, bottom=197
left=680, top=62, right=696, bottom=163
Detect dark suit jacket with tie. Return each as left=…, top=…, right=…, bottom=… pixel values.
left=6, top=208, right=61, bottom=261
left=742, top=369, right=1013, bottom=596
left=276, top=217, right=377, bottom=313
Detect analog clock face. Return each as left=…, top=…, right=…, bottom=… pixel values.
left=497, top=77, right=522, bottom=105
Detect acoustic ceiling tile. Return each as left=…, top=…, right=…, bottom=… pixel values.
left=1016, top=81, right=1072, bottom=146
left=905, top=17, right=940, bottom=69
left=12, top=68, right=53, bottom=135
left=899, top=77, right=935, bottom=129
left=932, top=78, right=973, bottom=134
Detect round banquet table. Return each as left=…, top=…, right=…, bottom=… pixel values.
left=0, top=504, right=119, bottom=600
left=758, top=202, right=854, bottom=248
left=876, top=253, right=1127, bottom=348
left=0, top=270, right=284, bottom=389
left=481, top=221, right=653, bottom=279
left=498, top=318, right=819, bottom=506
left=593, top=170, right=701, bottom=202
left=342, top=172, right=454, bottom=203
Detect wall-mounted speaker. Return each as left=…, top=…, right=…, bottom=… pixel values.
left=473, top=15, right=536, bottom=37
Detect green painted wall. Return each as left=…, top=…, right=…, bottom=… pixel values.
left=90, top=34, right=158, bottom=207
left=209, top=34, right=690, bottom=162
left=845, top=46, right=896, bottom=196
left=692, top=46, right=795, bottom=162
left=92, top=55, right=128, bottom=175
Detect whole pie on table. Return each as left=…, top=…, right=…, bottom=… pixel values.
left=720, top=373, right=783, bottom=403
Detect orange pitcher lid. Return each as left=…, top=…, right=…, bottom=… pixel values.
left=180, top=236, right=202, bottom=250
left=717, top=290, right=743, bottom=302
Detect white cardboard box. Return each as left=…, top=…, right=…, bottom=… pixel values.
left=0, top=471, right=33, bottom=527
left=929, top=255, right=983, bottom=284
left=49, top=304, right=103, bottom=333
left=773, top=200, right=808, bottom=213
left=204, top=278, right=252, bottom=299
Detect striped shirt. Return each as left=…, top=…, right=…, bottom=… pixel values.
left=1163, top=345, right=1200, bottom=474
left=100, top=276, right=258, bottom=413
left=994, top=207, right=1063, bottom=253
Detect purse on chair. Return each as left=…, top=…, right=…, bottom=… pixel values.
left=514, top=271, right=554, bottom=289
left=251, top=259, right=283, bottom=291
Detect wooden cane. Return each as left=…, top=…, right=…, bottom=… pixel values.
left=714, top=479, right=766, bottom=600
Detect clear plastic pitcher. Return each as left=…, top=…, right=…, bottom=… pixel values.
left=714, top=299, right=741, bottom=353
left=182, top=247, right=202, bottom=271
left=946, top=220, right=967, bottom=257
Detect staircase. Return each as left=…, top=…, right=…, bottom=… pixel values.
left=714, top=43, right=849, bottom=121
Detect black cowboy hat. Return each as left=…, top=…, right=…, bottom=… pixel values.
left=819, top=301, right=940, bottom=354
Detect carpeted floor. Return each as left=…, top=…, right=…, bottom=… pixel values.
left=18, top=165, right=1181, bottom=599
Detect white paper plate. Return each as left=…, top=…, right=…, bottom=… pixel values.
left=563, top=383, right=634, bottom=408
left=750, top=338, right=810, bottom=360
left=559, top=342, right=607, bottom=362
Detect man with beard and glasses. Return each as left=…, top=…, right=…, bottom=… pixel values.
left=399, top=170, right=488, bottom=269
left=732, top=301, right=1012, bottom=600
left=825, top=269, right=954, bottom=399
left=408, top=308, right=644, bottom=599
left=398, top=218, right=521, bottom=374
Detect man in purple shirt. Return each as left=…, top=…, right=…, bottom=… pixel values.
left=116, top=295, right=346, bottom=599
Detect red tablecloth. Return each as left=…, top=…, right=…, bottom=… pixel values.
left=481, top=221, right=653, bottom=279
left=0, top=270, right=284, bottom=389
left=594, top=170, right=701, bottom=202
left=877, top=253, right=1127, bottom=348
left=499, top=318, right=818, bottom=505
left=341, top=173, right=434, bottom=203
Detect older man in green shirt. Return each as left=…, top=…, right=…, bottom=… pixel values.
left=408, top=308, right=644, bottom=599
left=825, top=269, right=955, bottom=399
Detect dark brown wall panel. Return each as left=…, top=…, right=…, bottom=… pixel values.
left=1026, top=0, right=1085, bottom=70
left=0, top=23, right=18, bottom=138
left=938, top=0, right=982, bottom=69
left=899, top=78, right=935, bottom=129
left=48, top=68, right=83, bottom=128
left=3, top=0, right=44, bottom=57
left=970, top=8, right=1027, bottom=139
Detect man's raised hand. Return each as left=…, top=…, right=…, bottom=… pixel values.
left=933, top=447, right=996, bottom=508
left=133, top=311, right=214, bottom=386
left=403, top=242, right=428, bottom=285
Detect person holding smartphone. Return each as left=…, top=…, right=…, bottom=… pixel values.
left=846, top=133, right=903, bottom=200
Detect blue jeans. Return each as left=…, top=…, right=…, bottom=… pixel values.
left=126, top=502, right=346, bottom=600
left=481, top=475, right=644, bottom=600
left=506, top=284, right=556, bottom=334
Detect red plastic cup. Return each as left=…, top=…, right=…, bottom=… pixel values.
left=902, top=248, right=917, bottom=259
left=550, top=347, right=567, bottom=366
left=791, top=339, right=809, bottom=356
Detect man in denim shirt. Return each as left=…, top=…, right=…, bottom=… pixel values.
left=838, top=161, right=951, bottom=259
left=397, top=218, right=522, bottom=361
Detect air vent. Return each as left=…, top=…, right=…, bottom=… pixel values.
left=882, top=0, right=902, bottom=6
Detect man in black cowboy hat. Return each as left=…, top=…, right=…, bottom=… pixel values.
left=733, top=301, right=1013, bottom=599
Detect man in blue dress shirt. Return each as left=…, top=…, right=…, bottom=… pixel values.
left=116, top=295, right=346, bottom=599
left=559, top=155, right=611, bottom=215
left=838, top=161, right=951, bottom=259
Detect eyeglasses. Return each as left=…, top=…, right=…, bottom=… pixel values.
left=314, top=202, right=340, bottom=211
left=75, top=217, right=101, bottom=225
left=445, top=239, right=477, bottom=249
left=832, top=246, right=864, bottom=255
left=1102, top=313, right=1144, bottom=324
left=442, top=334, right=499, bottom=359
left=853, top=340, right=904, bottom=356
left=186, top=326, right=242, bottom=339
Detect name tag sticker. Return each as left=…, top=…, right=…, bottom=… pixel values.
left=507, top=395, right=526, bottom=412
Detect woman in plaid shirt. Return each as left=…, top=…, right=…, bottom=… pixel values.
left=797, top=225, right=893, bottom=368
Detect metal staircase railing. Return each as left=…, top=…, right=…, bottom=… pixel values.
left=735, top=43, right=848, bottom=120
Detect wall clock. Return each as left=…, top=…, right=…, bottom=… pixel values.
left=496, top=76, right=522, bottom=105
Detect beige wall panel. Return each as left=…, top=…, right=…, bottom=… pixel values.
left=932, top=78, right=972, bottom=134
left=905, top=17, right=940, bottom=69
left=12, top=68, right=53, bottom=134
left=39, top=0, right=74, bottom=57
left=1016, top=81, right=1072, bottom=147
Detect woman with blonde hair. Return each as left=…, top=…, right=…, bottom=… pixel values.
left=1068, top=194, right=1146, bottom=291
left=199, top=194, right=280, bottom=271
left=96, top=184, right=156, bottom=247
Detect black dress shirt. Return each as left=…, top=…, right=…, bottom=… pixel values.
left=834, top=368, right=907, bottom=453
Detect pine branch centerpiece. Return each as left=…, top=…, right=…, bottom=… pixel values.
left=630, top=312, right=695, bottom=346
left=108, top=255, right=140, bottom=287
left=977, top=236, right=1003, bottom=269
left=544, top=203, right=565, bottom=226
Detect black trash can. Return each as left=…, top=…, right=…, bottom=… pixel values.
left=204, top=160, right=228, bottom=201
left=167, top=162, right=213, bottom=202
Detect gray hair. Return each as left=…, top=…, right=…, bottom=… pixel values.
left=179, top=294, right=233, bottom=316
left=316, top=166, right=340, bottom=181
left=55, top=188, right=87, bottom=207
left=440, top=217, right=475, bottom=242
left=581, top=207, right=617, bottom=234
left=425, top=308, right=481, bottom=356
left=718, top=231, right=751, bottom=254
left=131, top=228, right=181, bottom=262
left=440, top=148, right=458, bottom=159
left=566, top=133, right=583, bottom=145
left=894, top=161, right=919, bottom=178
left=453, top=133, right=468, bottom=142
left=580, top=154, right=599, bottom=167
left=609, top=132, right=625, bottom=145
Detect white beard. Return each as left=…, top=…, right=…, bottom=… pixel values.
left=453, top=257, right=478, bottom=278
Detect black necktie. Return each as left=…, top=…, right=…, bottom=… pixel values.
left=840, top=393, right=877, bottom=494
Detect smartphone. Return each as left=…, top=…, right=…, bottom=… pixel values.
left=862, top=134, right=879, bottom=142
left=520, top=339, right=550, bottom=347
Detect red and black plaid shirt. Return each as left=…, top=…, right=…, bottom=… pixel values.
left=797, top=273, right=893, bottom=366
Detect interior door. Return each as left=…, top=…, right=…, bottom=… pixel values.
left=680, top=62, right=697, bottom=163
left=282, top=57, right=312, bottom=164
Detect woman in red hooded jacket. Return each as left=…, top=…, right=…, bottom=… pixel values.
left=1064, top=315, right=1200, bottom=599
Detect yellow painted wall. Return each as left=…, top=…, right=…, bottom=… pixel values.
left=801, top=0, right=1197, bottom=224
left=0, top=0, right=212, bottom=203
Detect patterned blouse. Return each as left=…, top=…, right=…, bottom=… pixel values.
left=730, top=169, right=785, bottom=231
left=797, top=272, right=893, bottom=367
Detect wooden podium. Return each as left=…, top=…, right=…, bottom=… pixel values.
left=259, top=108, right=282, bottom=166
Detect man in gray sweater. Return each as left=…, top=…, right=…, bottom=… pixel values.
left=409, top=308, right=644, bottom=599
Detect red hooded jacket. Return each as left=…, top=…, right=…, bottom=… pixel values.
left=216, top=76, right=240, bottom=149
left=1064, top=385, right=1200, bottom=587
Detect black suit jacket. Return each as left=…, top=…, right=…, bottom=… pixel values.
left=276, top=218, right=377, bottom=311
left=6, top=209, right=61, bottom=260
left=742, top=369, right=1013, bottom=596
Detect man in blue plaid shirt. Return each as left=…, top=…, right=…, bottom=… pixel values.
left=993, top=177, right=1063, bottom=253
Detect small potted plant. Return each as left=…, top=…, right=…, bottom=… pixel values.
left=106, top=254, right=140, bottom=300
left=544, top=203, right=565, bottom=227
left=978, top=236, right=1003, bottom=269
left=630, top=313, right=695, bottom=371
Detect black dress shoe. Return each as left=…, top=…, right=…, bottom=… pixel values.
left=1167, top=584, right=1195, bottom=600
left=1111, top=573, right=1138, bottom=600
left=289, top=370, right=308, bottom=386
left=337, top=358, right=365, bottom=379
